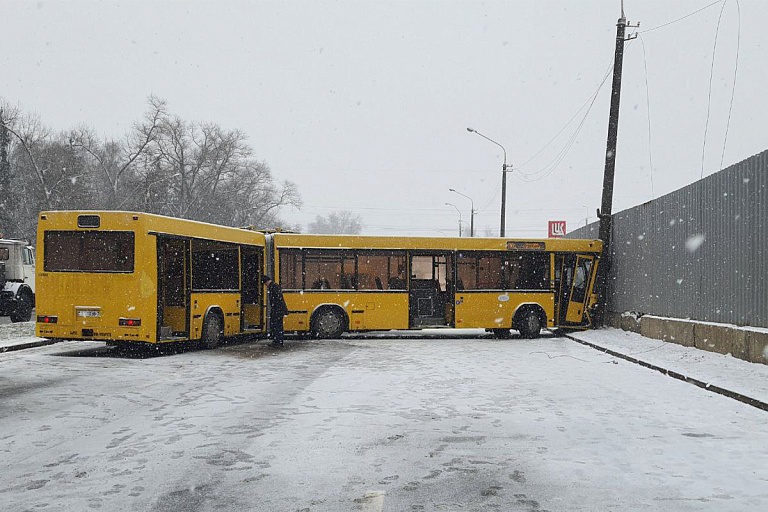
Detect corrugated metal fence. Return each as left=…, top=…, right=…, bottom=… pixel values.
left=568, top=150, right=768, bottom=328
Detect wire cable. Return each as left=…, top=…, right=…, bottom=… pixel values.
left=515, top=65, right=612, bottom=183
left=640, top=0, right=724, bottom=34
left=515, top=58, right=615, bottom=172
left=700, top=0, right=729, bottom=179
left=719, top=0, right=740, bottom=171
left=639, top=35, right=655, bottom=198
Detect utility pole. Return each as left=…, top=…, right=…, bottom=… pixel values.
left=595, top=3, right=637, bottom=325
left=466, top=128, right=509, bottom=237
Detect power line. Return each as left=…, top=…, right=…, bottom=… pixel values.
left=640, top=0, right=724, bottom=34
left=514, top=63, right=612, bottom=183
left=700, top=0, right=729, bottom=179
left=515, top=58, right=615, bottom=173
left=719, top=0, right=740, bottom=171
left=298, top=204, right=588, bottom=214
left=639, top=34, right=655, bottom=199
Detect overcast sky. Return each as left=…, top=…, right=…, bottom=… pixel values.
left=3, top=0, right=764, bottom=237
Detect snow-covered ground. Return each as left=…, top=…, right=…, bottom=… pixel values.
left=1, top=331, right=768, bottom=511
left=0, top=320, right=40, bottom=350
left=570, top=327, right=768, bottom=405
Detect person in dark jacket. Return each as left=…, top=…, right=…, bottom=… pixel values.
left=262, top=275, right=288, bottom=346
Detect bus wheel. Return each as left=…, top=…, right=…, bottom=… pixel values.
left=312, top=308, right=345, bottom=339
left=517, top=309, right=542, bottom=339
left=202, top=313, right=223, bottom=349
left=10, top=289, right=33, bottom=323
left=492, top=328, right=511, bottom=339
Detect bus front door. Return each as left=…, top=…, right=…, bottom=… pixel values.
left=409, top=253, right=454, bottom=328
left=563, top=255, right=595, bottom=324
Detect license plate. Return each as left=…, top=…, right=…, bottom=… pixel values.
left=77, top=310, right=101, bottom=318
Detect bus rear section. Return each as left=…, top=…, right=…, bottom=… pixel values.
left=36, top=211, right=267, bottom=347
left=36, top=212, right=154, bottom=343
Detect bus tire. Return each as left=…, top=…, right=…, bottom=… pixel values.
left=311, top=307, right=346, bottom=339
left=516, top=308, right=543, bottom=339
left=201, top=312, right=224, bottom=349
left=10, top=288, right=33, bottom=323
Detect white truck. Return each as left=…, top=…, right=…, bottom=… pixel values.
left=0, top=238, right=35, bottom=322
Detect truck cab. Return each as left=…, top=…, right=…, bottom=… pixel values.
left=0, top=239, right=35, bottom=322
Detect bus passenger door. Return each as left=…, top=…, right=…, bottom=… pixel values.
left=564, top=255, right=595, bottom=324
left=241, top=246, right=262, bottom=331
left=409, top=253, right=453, bottom=328
left=157, top=238, right=190, bottom=339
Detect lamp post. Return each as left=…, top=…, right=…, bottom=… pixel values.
left=445, top=202, right=462, bottom=237
left=467, top=127, right=510, bottom=237
left=448, top=188, right=475, bottom=237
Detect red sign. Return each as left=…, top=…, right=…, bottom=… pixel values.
left=548, top=221, right=566, bottom=238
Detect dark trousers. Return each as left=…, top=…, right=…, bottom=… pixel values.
left=270, top=315, right=284, bottom=344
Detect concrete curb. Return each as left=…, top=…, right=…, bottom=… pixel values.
left=0, top=338, right=61, bottom=353
left=565, top=334, right=768, bottom=414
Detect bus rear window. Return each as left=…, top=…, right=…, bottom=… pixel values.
left=44, top=231, right=135, bottom=272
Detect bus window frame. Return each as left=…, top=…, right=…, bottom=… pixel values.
left=278, top=247, right=408, bottom=292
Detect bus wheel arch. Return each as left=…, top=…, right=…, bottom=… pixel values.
left=201, top=307, right=225, bottom=349
left=10, top=286, right=33, bottom=323
left=310, top=305, right=348, bottom=339
left=513, top=304, right=546, bottom=339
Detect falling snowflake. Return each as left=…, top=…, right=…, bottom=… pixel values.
left=685, top=234, right=705, bottom=253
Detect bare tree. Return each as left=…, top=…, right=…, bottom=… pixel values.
left=69, top=96, right=167, bottom=208
left=0, top=96, right=301, bottom=239
left=147, top=114, right=301, bottom=227
left=307, top=210, right=363, bottom=234
left=1, top=108, right=54, bottom=210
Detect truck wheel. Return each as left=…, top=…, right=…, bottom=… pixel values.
left=201, top=313, right=223, bottom=349
left=10, top=290, right=33, bottom=323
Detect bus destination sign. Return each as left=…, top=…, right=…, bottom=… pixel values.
left=507, top=241, right=546, bottom=251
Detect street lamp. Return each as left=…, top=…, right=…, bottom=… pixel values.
left=445, top=202, right=462, bottom=237
left=467, top=127, right=511, bottom=237
left=448, top=188, right=475, bottom=237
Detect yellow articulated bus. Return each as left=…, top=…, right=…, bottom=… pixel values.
left=36, top=211, right=266, bottom=348
left=271, top=233, right=602, bottom=339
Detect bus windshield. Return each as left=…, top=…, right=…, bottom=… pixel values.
left=44, top=231, right=135, bottom=272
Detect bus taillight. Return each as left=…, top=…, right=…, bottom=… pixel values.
left=119, top=318, right=141, bottom=327
left=37, top=315, right=58, bottom=324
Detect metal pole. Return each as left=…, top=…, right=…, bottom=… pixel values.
left=470, top=199, right=475, bottom=238
left=500, top=162, right=507, bottom=237
left=448, top=189, right=475, bottom=237
left=466, top=128, right=508, bottom=237
left=445, top=202, right=462, bottom=237
left=596, top=12, right=629, bottom=326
